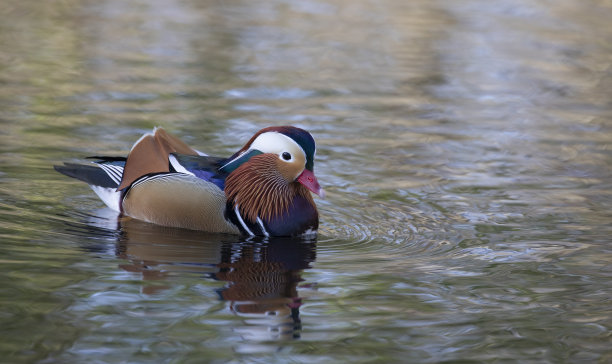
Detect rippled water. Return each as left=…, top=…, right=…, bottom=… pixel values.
left=1, top=0, right=612, bottom=362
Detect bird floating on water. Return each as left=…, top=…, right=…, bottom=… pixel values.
left=55, top=126, right=324, bottom=237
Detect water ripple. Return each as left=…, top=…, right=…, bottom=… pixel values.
left=224, top=87, right=316, bottom=100
left=316, top=190, right=466, bottom=258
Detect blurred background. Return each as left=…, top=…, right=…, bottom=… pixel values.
left=1, top=0, right=611, bottom=362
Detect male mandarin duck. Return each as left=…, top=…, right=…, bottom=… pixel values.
left=55, top=126, right=324, bottom=237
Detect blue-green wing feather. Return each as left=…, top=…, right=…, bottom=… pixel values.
left=170, top=154, right=228, bottom=189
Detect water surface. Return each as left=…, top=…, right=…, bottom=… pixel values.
left=1, top=0, right=612, bottom=362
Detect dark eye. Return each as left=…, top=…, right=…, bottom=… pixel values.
left=282, top=152, right=292, bottom=161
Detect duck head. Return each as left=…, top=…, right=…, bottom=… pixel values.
left=221, top=126, right=323, bottom=228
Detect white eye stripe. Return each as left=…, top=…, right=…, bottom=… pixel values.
left=220, top=131, right=306, bottom=171
left=249, top=132, right=305, bottom=161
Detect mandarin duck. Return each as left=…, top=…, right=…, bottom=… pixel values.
left=55, top=126, right=324, bottom=237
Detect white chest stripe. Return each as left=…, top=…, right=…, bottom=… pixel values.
left=256, top=217, right=269, bottom=237
left=234, top=205, right=254, bottom=236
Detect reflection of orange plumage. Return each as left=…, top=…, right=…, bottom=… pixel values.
left=113, top=217, right=316, bottom=339
left=212, top=241, right=313, bottom=341
left=216, top=249, right=302, bottom=315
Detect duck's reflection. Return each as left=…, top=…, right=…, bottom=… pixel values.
left=115, top=217, right=316, bottom=340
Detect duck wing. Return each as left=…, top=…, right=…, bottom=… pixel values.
left=118, top=127, right=201, bottom=190
left=168, top=153, right=228, bottom=190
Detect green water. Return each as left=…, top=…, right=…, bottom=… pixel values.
left=1, top=0, right=612, bottom=362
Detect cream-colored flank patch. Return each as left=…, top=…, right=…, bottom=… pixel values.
left=122, top=173, right=239, bottom=234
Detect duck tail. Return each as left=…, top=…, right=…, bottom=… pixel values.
left=54, top=157, right=126, bottom=211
